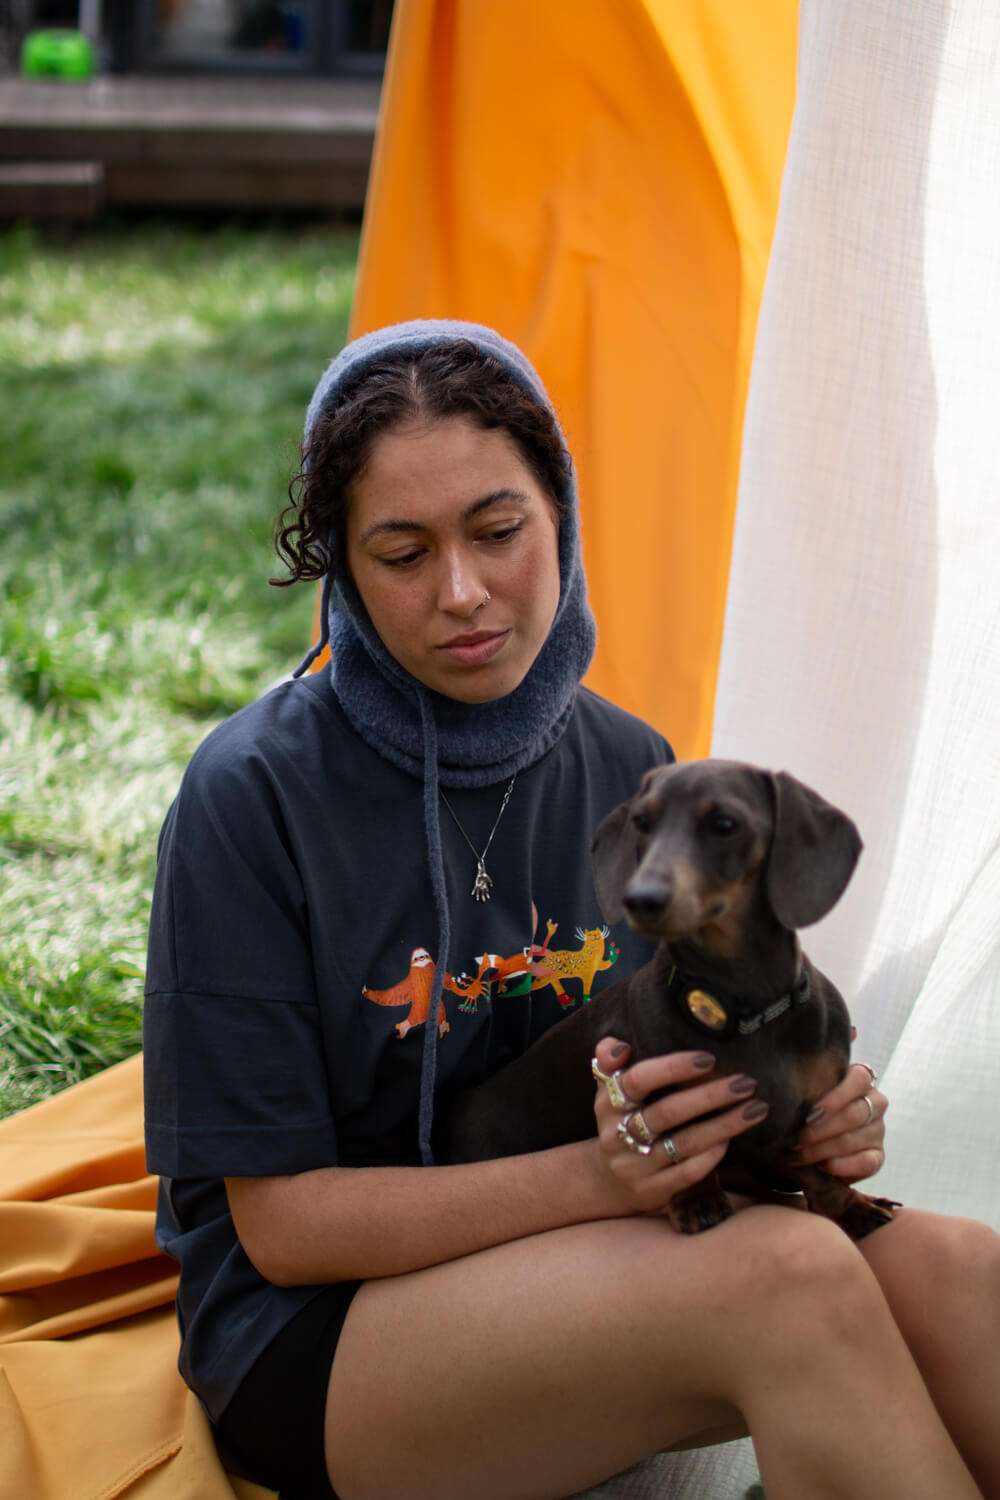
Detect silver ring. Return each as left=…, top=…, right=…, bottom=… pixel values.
left=591, top=1057, right=634, bottom=1110
left=861, top=1094, right=876, bottom=1126
left=856, top=1062, right=878, bottom=1087
left=624, top=1108, right=655, bottom=1147
left=617, top=1118, right=653, bottom=1155
left=662, top=1134, right=683, bottom=1166
left=478, top=590, right=492, bottom=609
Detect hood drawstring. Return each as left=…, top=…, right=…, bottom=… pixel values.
left=416, top=692, right=450, bottom=1165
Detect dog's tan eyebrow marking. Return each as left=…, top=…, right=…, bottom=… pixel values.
left=696, top=799, right=715, bottom=820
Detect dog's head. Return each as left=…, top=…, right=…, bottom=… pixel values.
left=591, top=760, right=862, bottom=943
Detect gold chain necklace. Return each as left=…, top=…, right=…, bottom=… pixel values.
left=439, top=775, right=518, bottom=901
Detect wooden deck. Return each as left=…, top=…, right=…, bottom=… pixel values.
left=0, top=73, right=381, bottom=218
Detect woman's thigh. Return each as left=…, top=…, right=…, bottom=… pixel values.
left=322, top=1206, right=862, bottom=1500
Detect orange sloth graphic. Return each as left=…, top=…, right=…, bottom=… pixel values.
left=362, top=948, right=489, bottom=1037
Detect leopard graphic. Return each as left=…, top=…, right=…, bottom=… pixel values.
left=530, top=925, right=620, bottom=1008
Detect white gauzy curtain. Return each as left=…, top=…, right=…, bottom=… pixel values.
left=713, top=0, right=1000, bottom=1229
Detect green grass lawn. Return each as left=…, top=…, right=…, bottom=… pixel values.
left=0, top=217, right=358, bottom=1117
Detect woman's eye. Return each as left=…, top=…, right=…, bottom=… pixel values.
left=379, top=549, right=424, bottom=569
left=481, top=522, right=523, bottom=545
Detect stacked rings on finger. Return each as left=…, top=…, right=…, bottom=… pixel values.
left=662, top=1135, right=683, bottom=1165
left=591, top=1056, right=635, bottom=1110
left=616, top=1118, right=654, bottom=1155
left=624, top=1109, right=655, bottom=1147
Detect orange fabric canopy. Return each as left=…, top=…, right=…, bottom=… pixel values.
left=342, top=0, right=798, bottom=756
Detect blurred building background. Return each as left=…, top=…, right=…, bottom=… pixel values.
left=0, top=1, right=392, bottom=218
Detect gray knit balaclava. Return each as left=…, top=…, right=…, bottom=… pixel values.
left=293, top=319, right=597, bottom=1160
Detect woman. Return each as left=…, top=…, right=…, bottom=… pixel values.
left=143, top=320, right=1000, bottom=1500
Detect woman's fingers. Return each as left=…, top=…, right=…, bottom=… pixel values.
left=796, top=1062, right=887, bottom=1180
left=807, top=1146, right=886, bottom=1183
left=591, top=1037, right=770, bottom=1214
left=798, top=1064, right=886, bottom=1152
left=591, top=1035, right=718, bottom=1114
left=590, top=1041, right=888, bottom=1200
left=603, top=1138, right=731, bottom=1215
left=801, top=1060, right=881, bottom=1128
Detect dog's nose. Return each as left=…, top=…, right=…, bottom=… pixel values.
left=623, top=879, right=672, bottom=922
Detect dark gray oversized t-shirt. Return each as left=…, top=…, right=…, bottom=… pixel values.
left=143, top=670, right=672, bottom=1418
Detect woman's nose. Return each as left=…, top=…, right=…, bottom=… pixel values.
left=437, top=549, right=486, bottom=615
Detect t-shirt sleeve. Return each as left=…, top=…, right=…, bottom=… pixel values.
left=143, top=728, right=338, bottom=1179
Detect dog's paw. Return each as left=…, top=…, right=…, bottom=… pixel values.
left=668, top=1189, right=734, bottom=1235
left=837, top=1192, right=899, bottom=1241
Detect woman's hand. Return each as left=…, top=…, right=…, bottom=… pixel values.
left=795, top=1062, right=887, bottom=1183
left=590, top=1035, right=769, bottom=1217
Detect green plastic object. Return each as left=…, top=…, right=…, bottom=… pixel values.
left=20, top=29, right=96, bottom=81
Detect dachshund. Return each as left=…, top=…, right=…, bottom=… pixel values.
left=436, top=760, right=897, bottom=1239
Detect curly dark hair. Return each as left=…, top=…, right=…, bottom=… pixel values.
left=272, top=340, right=571, bottom=585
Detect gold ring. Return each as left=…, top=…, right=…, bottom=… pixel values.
left=591, top=1057, right=634, bottom=1110
left=624, top=1108, right=655, bottom=1146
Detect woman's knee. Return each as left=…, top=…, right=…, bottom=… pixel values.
left=723, top=1204, right=877, bottom=1300
left=625, top=1205, right=885, bottom=1355
left=616, top=1207, right=899, bottom=1410
left=861, top=1207, right=1000, bottom=1313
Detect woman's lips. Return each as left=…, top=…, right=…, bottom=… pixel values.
left=436, top=630, right=510, bottom=667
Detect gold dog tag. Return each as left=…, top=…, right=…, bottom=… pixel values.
left=686, top=989, right=729, bottom=1030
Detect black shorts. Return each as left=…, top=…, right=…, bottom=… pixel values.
left=213, top=1281, right=363, bottom=1500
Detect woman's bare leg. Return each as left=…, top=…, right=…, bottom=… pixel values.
left=324, top=1206, right=981, bottom=1500
left=858, top=1208, right=1000, bottom=1496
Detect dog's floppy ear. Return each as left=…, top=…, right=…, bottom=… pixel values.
left=590, top=800, right=636, bottom=924
left=765, top=771, right=863, bottom=929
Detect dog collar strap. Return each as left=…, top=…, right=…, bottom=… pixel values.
left=735, top=970, right=811, bottom=1034
left=668, top=967, right=810, bottom=1036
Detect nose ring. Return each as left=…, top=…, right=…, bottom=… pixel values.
left=477, top=590, right=491, bottom=610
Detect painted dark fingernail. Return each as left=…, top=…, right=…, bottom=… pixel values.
left=805, top=1106, right=825, bottom=1125
left=742, top=1100, right=769, bottom=1122
left=728, top=1075, right=757, bottom=1097
left=692, top=1053, right=716, bottom=1071
left=610, top=1041, right=629, bottom=1059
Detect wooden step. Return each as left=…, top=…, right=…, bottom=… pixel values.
left=0, top=160, right=104, bottom=220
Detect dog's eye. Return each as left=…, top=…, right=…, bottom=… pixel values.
left=708, top=813, right=739, bottom=836
left=632, top=809, right=652, bottom=834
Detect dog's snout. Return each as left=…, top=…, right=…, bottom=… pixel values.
left=623, top=878, right=672, bottom=923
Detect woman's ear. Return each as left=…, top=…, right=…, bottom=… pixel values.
left=764, top=771, right=863, bottom=929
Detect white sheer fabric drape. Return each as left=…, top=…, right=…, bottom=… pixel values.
left=579, top=7, right=1000, bottom=1493
left=713, top=0, right=1000, bottom=1228
left=580, top=6, right=1000, bottom=1494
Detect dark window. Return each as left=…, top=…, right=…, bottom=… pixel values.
left=107, top=0, right=392, bottom=77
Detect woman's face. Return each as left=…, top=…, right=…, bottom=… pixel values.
left=345, top=416, right=562, bottom=703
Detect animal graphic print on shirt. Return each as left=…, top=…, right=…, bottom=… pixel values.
left=362, top=912, right=619, bottom=1034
